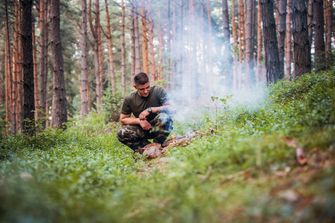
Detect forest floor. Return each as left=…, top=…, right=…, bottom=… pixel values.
left=1, top=70, right=335, bottom=222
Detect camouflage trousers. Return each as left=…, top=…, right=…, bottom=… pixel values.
left=117, top=113, right=173, bottom=151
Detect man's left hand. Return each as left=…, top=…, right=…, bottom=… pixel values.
left=139, top=109, right=150, bottom=120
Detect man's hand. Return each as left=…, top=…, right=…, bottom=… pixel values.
left=139, top=109, right=150, bottom=120
left=139, top=119, right=152, bottom=130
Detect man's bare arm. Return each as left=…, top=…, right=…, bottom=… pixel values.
left=119, top=113, right=152, bottom=130
left=119, top=113, right=140, bottom=125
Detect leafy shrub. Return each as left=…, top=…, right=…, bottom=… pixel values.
left=103, top=88, right=123, bottom=123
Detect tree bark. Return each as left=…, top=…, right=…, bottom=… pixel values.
left=146, top=2, right=156, bottom=80
left=245, top=0, right=255, bottom=84
left=324, top=0, right=332, bottom=64
left=278, top=0, right=287, bottom=78
left=285, top=0, right=292, bottom=79
left=121, top=0, right=126, bottom=95
left=39, top=0, right=49, bottom=129
left=261, top=0, right=283, bottom=84
left=32, top=16, right=39, bottom=123
left=292, top=0, right=311, bottom=76
left=80, top=0, right=89, bottom=116
left=238, top=0, right=245, bottom=61
left=313, top=0, right=326, bottom=71
left=95, top=0, right=104, bottom=112
left=232, top=0, right=238, bottom=52
left=50, top=0, right=67, bottom=128
left=20, top=0, right=35, bottom=134
left=104, top=0, right=116, bottom=96
left=141, top=2, right=149, bottom=74
left=257, top=0, right=264, bottom=82
left=308, top=0, right=313, bottom=45
left=222, top=0, right=233, bottom=87
left=4, top=0, right=13, bottom=134
left=134, top=6, right=141, bottom=75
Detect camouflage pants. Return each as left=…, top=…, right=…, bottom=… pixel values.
left=117, top=113, right=173, bottom=151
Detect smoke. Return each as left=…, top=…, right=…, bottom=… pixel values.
left=162, top=10, right=267, bottom=123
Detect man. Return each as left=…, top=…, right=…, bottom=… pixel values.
left=117, top=72, right=173, bottom=152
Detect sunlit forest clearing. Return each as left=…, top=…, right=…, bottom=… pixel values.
left=1, top=0, right=335, bottom=222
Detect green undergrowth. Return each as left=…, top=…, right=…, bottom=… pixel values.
left=1, top=71, right=335, bottom=222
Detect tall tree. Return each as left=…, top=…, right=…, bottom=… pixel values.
left=257, top=0, right=264, bottom=82
left=32, top=16, right=39, bottom=122
left=133, top=3, right=141, bottom=75
left=313, top=0, right=326, bottom=71
left=278, top=0, right=287, bottom=77
left=238, top=0, right=245, bottom=61
left=80, top=0, right=89, bottom=116
left=95, top=0, right=104, bottom=112
left=20, top=0, right=35, bottom=134
left=292, top=0, right=311, bottom=76
left=231, top=0, right=238, bottom=52
left=39, top=0, right=49, bottom=128
left=307, top=0, right=313, bottom=45
left=285, top=0, right=292, bottom=78
left=222, top=0, right=233, bottom=87
left=324, top=0, right=333, bottom=64
left=50, top=0, right=67, bottom=127
left=104, top=0, right=116, bottom=95
left=261, top=0, right=283, bottom=84
left=141, top=1, right=149, bottom=74
left=121, top=0, right=126, bottom=95
left=4, top=0, right=14, bottom=134
left=245, top=0, right=255, bottom=83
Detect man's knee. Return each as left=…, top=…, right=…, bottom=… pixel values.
left=117, top=125, right=145, bottom=143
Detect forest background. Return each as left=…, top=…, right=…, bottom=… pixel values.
left=0, top=0, right=335, bottom=222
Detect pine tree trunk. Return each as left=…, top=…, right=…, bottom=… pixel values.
left=21, top=0, right=35, bottom=134
left=147, top=4, right=156, bottom=80
left=292, top=0, right=311, bottom=76
left=222, top=0, right=230, bottom=41
left=141, top=2, right=149, bottom=74
left=134, top=5, right=141, bottom=75
left=313, top=0, right=326, bottom=71
left=308, top=0, right=313, bottom=45
left=96, top=0, right=104, bottom=112
left=278, top=0, right=287, bottom=78
left=261, top=0, right=282, bottom=84
left=131, top=5, right=136, bottom=76
left=324, top=0, right=332, bottom=64
left=13, top=1, right=20, bottom=133
left=104, top=0, right=116, bottom=96
left=32, top=18, right=39, bottom=123
left=80, top=0, right=89, bottom=116
left=121, top=0, right=126, bottom=95
left=50, top=0, right=67, bottom=128
left=222, top=0, right=233, bottom=88
left=0, top=48, right=4, bottom=107
left=232, top=0, right=238, bottom=53
left=39, top=0, right=49, bottom=129
left=245, top=0, right=255, bottom=84
left=285, top=0, right=292, bottom=79
left=4, top=0, right=13, bottom=134
left=257, top=0, right=264, bottom=82
left=238, top=0, right=246, bottom=61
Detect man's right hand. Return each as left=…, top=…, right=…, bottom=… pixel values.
left=139, top=119, right=152, bottom=130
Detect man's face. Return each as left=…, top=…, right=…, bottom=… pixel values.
left=135, top=82, right=150, bottom=97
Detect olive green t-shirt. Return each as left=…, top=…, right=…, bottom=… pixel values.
left=121, top=86, right=168, bottom=121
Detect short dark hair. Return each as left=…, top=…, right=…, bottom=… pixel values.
left=134, top=72, right=149, bottom=85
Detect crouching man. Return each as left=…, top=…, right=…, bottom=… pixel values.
left=117, top=72, right=173, bottom=152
